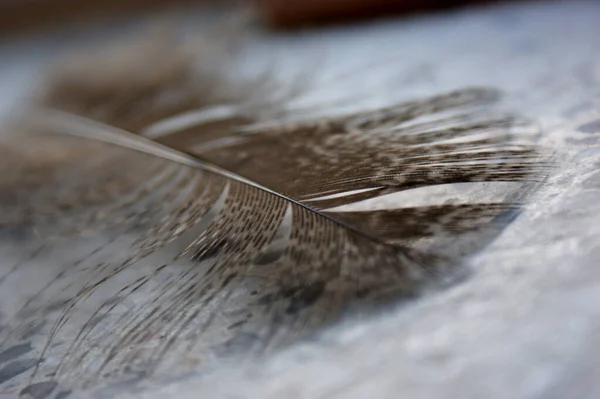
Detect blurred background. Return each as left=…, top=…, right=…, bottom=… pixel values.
left=0, top=0, right=509, bottom=34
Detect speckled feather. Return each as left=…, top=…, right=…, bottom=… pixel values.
left=0, top=31, right=548, bottom=393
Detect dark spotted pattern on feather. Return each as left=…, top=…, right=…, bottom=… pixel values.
left=0, top=36, right=548, bottom=391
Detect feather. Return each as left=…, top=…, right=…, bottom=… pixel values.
left=0, top=31, right=548, bottom=391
